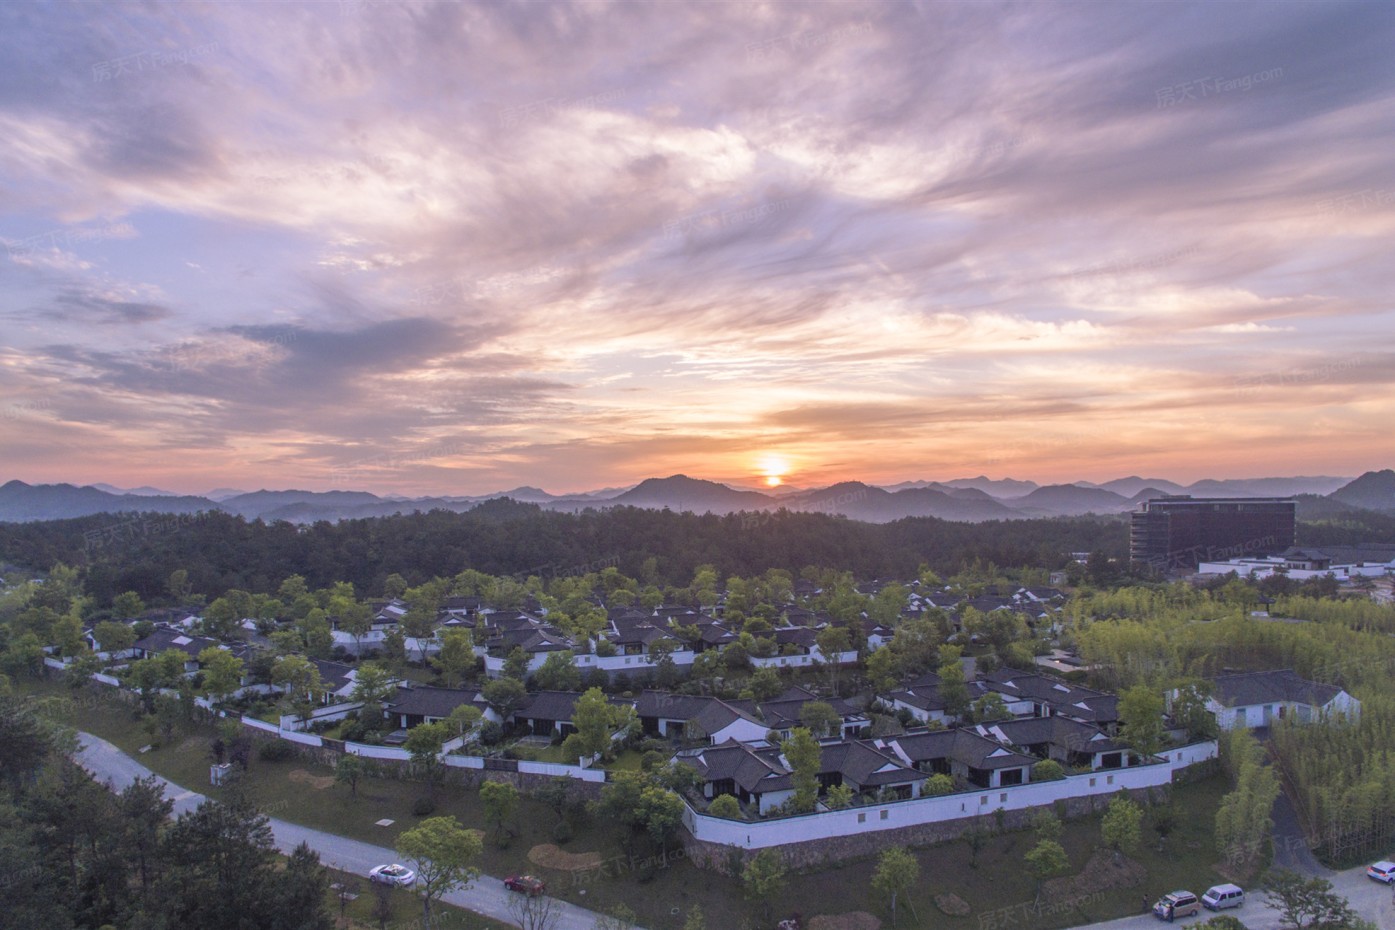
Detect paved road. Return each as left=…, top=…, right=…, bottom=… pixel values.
left=73, top=732, right=1395, bottom=930
left=1269, top=788, right=1331, bottom=878
left=73, top=732, right=628, bottom=930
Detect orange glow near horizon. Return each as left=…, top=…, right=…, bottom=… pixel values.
left=757, top=454, right=791, bottom=488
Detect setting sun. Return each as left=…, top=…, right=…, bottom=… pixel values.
left=757, top=454, right=791, bottom=487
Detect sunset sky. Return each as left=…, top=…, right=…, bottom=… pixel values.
left=2, top=1, right=1392, bottom=497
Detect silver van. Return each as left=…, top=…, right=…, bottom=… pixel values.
left=1202, top=884, right=1245, bottom=911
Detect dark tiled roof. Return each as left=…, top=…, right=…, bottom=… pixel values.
left=388, top=686, right=485, bottom=719
left=1208, top=669, right=1345, bottom=709
left=822, top=741, right=923, bottom=787
left=693, top=698, right=764, bottom=736
left=132, top=625, right=219, bottom=658
left=310, top=658, right=356, bottom=692
left=680, top=740, right=791, bottom=794
left=962, top=595, right=1015, bottom=613
left=773, top=627, right=817, bottom=648
left=885, top=729, right=1036, bottom=770
left=976, top=717, right=1127, bottom=755
left=515, top=690, right=584, bottom=722
left=979, top=668, right=1105, bottom=706
left=636, top=690, right=702, bottom=719
left=635, top=691, right=762, bottom=732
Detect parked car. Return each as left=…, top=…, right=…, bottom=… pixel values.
left=1153, top=891, right=1200, bottom=921
left=1367, top=861, right=1395, bottom=883
left=369, top=863, right=416, bottom=887
left=1202, top=884, right=1245, bottom=910
left=504, top=874, right=546, bottom=896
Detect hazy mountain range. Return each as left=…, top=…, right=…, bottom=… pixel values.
left=3, top=471, right=1391, bottom=525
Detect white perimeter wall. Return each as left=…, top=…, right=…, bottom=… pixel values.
left=683, top=741, right=1217, bottom=849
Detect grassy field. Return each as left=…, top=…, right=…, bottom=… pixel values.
left=24, top=675, right=1235, bottom=930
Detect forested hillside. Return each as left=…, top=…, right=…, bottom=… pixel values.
left=0, top=503, right=1128, bottom=604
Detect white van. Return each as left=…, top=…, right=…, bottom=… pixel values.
left=1202, top=884, right=1245, bottom=911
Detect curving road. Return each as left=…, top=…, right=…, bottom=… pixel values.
left=73, top=732, right=633, bottom=930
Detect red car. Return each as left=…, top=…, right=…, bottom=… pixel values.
left=504, top=874, right=546, bottom=896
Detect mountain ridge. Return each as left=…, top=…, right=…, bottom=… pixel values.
left=0, top=471, right=1378, bottom=525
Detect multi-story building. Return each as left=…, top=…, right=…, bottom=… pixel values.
left=1130, top=496, right=1296, bottom=571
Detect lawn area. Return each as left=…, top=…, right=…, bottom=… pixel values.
left=510, top=742, right=574, bottom=764
left=604, top=749, right=645, bottom=772
left=23, top=675, right=1234, bottom=930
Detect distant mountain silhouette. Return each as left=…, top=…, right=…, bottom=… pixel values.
left=1126, top=487, right=1176, bottom=506
left=0, top=480, right=214, bottom=522
left=0, top=469, right=1385, bottom=525
left=1183, top=476, right=1350, bottom=497
left=1095, top=476, right=1188, bottom=497
left=494, top=486, right=558, bottom=503
left=1330, top=469, right=1395, bottom=512
left=941, top=476, right=1039, bottom=496
left=90, top=483, right=179, bottom=497
left=1008, top=484, right=1132, bottom=516
left=218, top=489, right=386, bottom=519
left=602, top=475, right=775, bottom=513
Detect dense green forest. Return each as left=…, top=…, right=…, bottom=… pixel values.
left=0, top=693, right=333, bottom=930
left=0, top=502, right=1130, bottom=605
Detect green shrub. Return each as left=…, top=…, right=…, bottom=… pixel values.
left=708, top=794, right=742, bottom=819
left=411, top=796, right=436, bottom=817
left=552, top=820, right=573, bottom=844
left=257, top=740, right=294, bottom=762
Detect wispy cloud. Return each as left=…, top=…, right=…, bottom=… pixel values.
left=0, top=0, right=1391, bottom=494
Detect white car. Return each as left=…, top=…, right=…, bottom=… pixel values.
left=1367, top=861, right=1395, bottom=883
left=369, top=863, right=416, bottom=887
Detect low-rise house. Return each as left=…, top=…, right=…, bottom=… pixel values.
left=679, top=736, right=927, bottom=815
left=973, top=716, right=1133, bottom=769
left=759, top=686, right=869, bottom=740
left=636, top=691, right=769, bottom=744
left=386, top=685, right=496, bottom=729
left=678, top=740, right=795, bottom=814
left=370, top=598, right=408, bottom=628
left=1015, top=586, right=1066, bottom=605
left=130, top=625, right=221, bottom=673
left=863, top=620, right=895, bottom=651
left=818, top=739, right=926, bottom=799
left=606, top=615, right=683, bottom=657
left=1197, top=545, right=1395, bottom=581
left=883, top=729, right=1037, bottom=788
left=1186, top=669, right=1361, bottom=730
left=886, top=672, right=951, bottom=725
left=974, top=668, right=1118, bottom=729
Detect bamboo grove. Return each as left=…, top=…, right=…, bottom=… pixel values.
left=1070, top=583, right=1395, bottom=867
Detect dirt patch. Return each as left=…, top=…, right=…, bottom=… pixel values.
left=288, top=768, right=335, bottom=790
left=808, top=912, right=881, bottom=930
left=1043, top=848, right=1146, bottom=906
left=935, top=893, right=972, bottom=916
left=527, top=843, right=603, bottom=872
